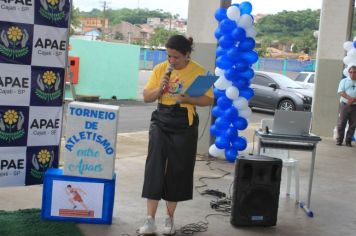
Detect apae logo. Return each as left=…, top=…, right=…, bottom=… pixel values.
left=0, top=109, right=25, bottom=142
left=39, top=0, right=66, bottom=22
left=0, top=26, right=29, bottom=59
left=35, top=70, right=61, bottom=101
left=31, top=149, right=54, bottom=179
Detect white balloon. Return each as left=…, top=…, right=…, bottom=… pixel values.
left=233, top=97, right=249, bottom=110
left=215, top=67, right=224, bottom=76
left=227, top=6, right=240, bottom=21
left=246, top=26, right=257, bottom=38
left=209, top=144, right=225, bottom=158
left=347, top=48, right=356, bottom=57
left=343, top=41, right=354, bottom=51
left=225, top=86, right=239, bottom=100
left=237, top=14, right=253, bottom=29
left=239, top=107, right=252, bottom=119
left=343, top=56, right=353, bottom=65
left=214, top=75, right=233, bottom=90
left=343, top=67, right=349, bottom=77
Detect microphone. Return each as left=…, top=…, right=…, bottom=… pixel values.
left=166, top=64, right=174, bottom=77
left=162, top=64, right=174, bottom=91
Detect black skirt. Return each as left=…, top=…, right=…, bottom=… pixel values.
left=142, top=104, right=199, bottom=201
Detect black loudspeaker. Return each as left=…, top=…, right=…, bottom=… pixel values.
left=231, top=155, right=282, bottom=227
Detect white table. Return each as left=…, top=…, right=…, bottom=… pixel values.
left=255, top=129, right=322, bottom=217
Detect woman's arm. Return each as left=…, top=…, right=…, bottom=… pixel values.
left=177, top=94, right=214, bottom=106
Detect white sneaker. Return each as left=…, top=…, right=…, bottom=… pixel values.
left=163, top=217, right=176, bottom=235
left=139, top=216, right=157, bottom=235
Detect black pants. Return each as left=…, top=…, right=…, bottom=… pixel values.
left=337, top=103, right=356, bottom=143
left=142, top=104, right=199, bottom=202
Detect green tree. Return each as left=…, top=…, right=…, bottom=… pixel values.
left=149, top=28, right=180, bottom=47
left=70, top=5, right=81, bottom=35
left=256, top=9, right=320, bottom=57
left=114, top=32, right=124, bottom=40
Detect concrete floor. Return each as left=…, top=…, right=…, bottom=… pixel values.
left=1, top=131, right=356, bottom=236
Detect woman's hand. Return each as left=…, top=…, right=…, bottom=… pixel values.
left=159, top=74, right=170, bottom=95
left=176, top=93, right=191, bottom=104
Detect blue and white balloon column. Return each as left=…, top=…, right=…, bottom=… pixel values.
left=343, top=38, right=356, bottom=75
left=209, top=2, right=258, bottom=162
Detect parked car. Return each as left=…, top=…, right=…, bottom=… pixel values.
left=294, top=71, right=315, bottom=89
left=249, top=71, right=313, bottom=111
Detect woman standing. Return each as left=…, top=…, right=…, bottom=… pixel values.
left=139, top=35, right=214, bottom=235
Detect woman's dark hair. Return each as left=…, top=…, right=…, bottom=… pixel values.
left=165, top=35, right=193, bottom=55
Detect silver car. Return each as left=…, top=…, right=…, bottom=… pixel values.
left=294, top=71, right=315, bottom=89
left=249, top=71, right=313, bottom=111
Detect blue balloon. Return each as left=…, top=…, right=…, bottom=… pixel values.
left=223, top=106, right=238, bottom=121
left=212, top=105, right=224, bottom=117
left=353, top=40, right=356, bottom=48
left=242, top=51, right=259, bottom=64
left=225, top=126, right=238, bottom=139
left=224, top=68, right=239, bottom=81
left=239, top=1, right=253, bottom=15
left=239, top=37, right=256, bottom=51
left=233, top=117, right=248, bottom=130
left=216, top=46, right=228, bottom=57
left=213, top=88, right=225, bottom=99
left=226, top=47, right=242, bottom=62
left=239, top=87, right=254, bottom=100
left=234, top=61, right=249, bottom=72
left=215, top=117, right=230, bottom=129
left=225, top=148, right=238, bottom=162
left=217, top=96, right=233, bottom=109
left=238, top=68, right=255, bottom=80
left=214, top=8, right=227, bottom=22
left=219, top=19, right=237, bottom=33
left=214, top=28, right=223, bottom=40
left=232, top=136, right=247, bottom=151
left=210, top=124, right=223, bottom=137
left=216, top=56, right=234, bottom=69
left=218, top=35, right=235, bottom=48
left=231, top=27, right=246, bottom=41
left=233, top=78, right=250, bottom=90
left=215, top=136, right=230, bottom=149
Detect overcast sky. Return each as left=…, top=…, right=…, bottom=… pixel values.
left=73, top=0, right=322, bottom=19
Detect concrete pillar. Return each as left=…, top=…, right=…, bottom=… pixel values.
left=312, top=0, right=354, bottom=136
left=187, top=0, right=231, bottom=155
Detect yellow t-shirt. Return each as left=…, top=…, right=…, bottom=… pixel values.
left=145, top=60, right=213, bottom=125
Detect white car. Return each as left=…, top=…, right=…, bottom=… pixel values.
left=294, top=72, right=315, bottom=89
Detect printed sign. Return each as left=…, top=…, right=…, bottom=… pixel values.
left=0, top=147, right=27, bottom=186
left=64, top=102, right=119, bottom=179
left=51, top=180, right=104, bottom=218
left=0, top=63, right=31, bottom=106
left=0, top=1, right=70, bottom=186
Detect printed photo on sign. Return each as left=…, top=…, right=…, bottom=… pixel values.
left=0, top=21, right=33, bottom=65
left=0, top=63, right=31, bottom=106
left=0, top=147, right=26, bottom=187
left=0, top=0, right=35, bottom=24
left=31, top=24, right=68, bottom=68
left=34, top=0, right=70, bottom=28
left=27, top=106, right=62, bottom=146
left=25, top=145, right=58, bottom=185
left=30, top=66, right=64, bottom=106
left=0, top=105, right=29, bottom=147
left=51, top=180, right=104, bottom=219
